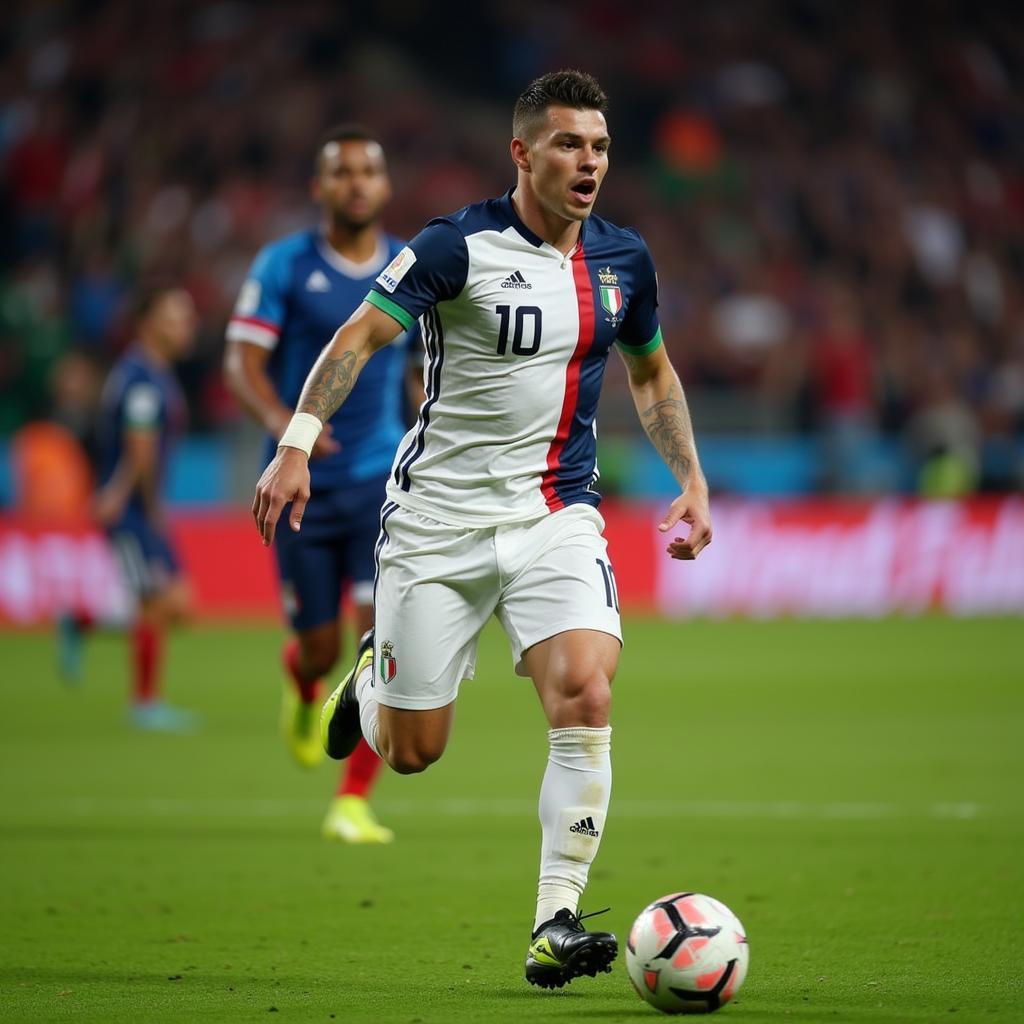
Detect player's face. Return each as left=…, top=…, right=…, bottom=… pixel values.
left=314, top=140, right=391, bottom=230
left=521, top=106, right=610, bottom=223
left=149, top=290, right=197, bottom=360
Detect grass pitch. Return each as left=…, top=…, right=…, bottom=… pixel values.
left=0, top=617, right=1021, bottom=1023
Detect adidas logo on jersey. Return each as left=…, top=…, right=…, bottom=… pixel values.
left=501, top=270, right=532, bottom=290
left=305, top=270, right=331, bottom=292
left=569, top=815, right=600, bottom=837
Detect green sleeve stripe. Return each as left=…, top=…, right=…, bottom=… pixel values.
left=616, top=326, right=663, bottom=356
left=365, top=290, right=415, bottom=330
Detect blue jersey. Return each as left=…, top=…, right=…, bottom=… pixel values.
left=97, top=346, right=185, bottom=526
left=227, top=229, right=416, bottom=490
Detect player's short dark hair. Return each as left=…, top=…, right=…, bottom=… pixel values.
left=130, top=281, right=182, bottom=324
left=513, top=70, right=608, bottom=141
left=314, top=123, right=382, bottom=171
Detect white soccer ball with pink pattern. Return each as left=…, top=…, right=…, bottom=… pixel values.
left=625, top=892, right=749, bottom=1014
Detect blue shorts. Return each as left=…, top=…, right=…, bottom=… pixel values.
left=108, top=520, right=182, bottom=599
left=273, top=477, right=385, bottom=631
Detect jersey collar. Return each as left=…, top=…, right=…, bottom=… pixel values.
left=316, top=231, right=390, bottom=278
left=501, top=188, right=587, bottom=254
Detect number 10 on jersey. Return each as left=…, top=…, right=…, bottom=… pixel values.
left=495, top=305, right=543, bottom=356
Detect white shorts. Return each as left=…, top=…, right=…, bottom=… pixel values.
left=370, top=501, right=622, bottom=710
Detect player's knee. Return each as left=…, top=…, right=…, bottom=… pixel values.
left=385, top=740, right=444, bottom=776
left=167, top=590, right=192, bottom=625
left=156, top=579, right=192, bottom=625
left=554, top=671, right=612, bottom=727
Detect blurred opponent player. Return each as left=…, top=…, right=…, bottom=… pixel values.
left=60, top=285, right=198, bottom=732
left=253, top=71, right=712, bottom=985
left=225, top=126, right=422, bottom=844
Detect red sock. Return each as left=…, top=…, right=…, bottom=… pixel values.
left=132, top=621, right=162, bottom=704
left=282, top=638, right=319, bottom=704
left=338, top=739, right=382, bottom=798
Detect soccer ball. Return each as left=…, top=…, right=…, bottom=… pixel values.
left=625, top=892, right=749, bottom=1014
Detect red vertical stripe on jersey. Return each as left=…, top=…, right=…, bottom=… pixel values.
left=541, top=245, right=596, bottom=511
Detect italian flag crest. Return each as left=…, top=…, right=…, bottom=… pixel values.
left=379, top=640, right=397, bottom=685
left=600, top=285, right=622, bottom=318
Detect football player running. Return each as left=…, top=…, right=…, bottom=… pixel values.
left=227, top=126, right=422, bottom=843
left=252, top=71, right=711, bottom=986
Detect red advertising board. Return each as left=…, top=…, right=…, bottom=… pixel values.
left=655, top=498, right=1024, bottom=617
left=0, top=513, right=280, bottom=625
left=1, top=499, right=1022, bottom=626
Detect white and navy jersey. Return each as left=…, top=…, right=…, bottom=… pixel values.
left=365, top=189, right=663, bottom=527
left=226, top=230, right=417, bottom=489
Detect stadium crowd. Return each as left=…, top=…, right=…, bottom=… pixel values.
left=2, top=0, right=1023, bottom=492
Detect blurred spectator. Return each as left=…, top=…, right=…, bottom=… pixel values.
left=49, top=349, right=104, bottom=462
left=908, top=367, right=982, bottom=498
left=809, top=280, right=878, bottom=492
left=0, top=0, right=1021, bottom=493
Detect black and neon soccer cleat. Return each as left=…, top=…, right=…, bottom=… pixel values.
left=320, top=629, right=373, bottom=760
left=525, top=908, right=618, bottom=989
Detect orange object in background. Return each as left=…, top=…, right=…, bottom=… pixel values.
left=654, top=109, right=723, bottom=174
left=9, top=421, right=94, bottom=526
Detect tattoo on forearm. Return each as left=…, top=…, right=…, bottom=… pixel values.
left=299, top=351, right=358, bottom=422
left=640, top=381, right=695, bottom=483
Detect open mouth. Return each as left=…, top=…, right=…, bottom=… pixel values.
left=570, top=178, right=597, bottom=203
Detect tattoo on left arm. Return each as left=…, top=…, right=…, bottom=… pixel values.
left=640, top=381, right=694, bottom=483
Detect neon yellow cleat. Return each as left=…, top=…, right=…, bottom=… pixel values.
left=321, top=630, right=374, bottom=759
left=321, top=795, right=395, bottom=844
left=281, top=680, right=324, bottom=769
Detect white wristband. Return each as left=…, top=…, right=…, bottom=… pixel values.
left=278, top=412, right=322, bottom=458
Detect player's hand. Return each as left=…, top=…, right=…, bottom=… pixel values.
left=311, top=423, right=341, bottom=459
left=658, top=484, right=712, bottom=560
left=252, top=446, right=311, bottom=546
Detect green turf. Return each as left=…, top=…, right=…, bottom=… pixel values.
left=1, top=617, right=1021, bottom=1023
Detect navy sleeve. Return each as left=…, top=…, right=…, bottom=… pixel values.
left=403, top=320, right=424, bottom=369
left=615, top=235, right=663, bottom=355
left=365, top=220, right=468, bottom=330
left=121, top=376, right=165, bottom=430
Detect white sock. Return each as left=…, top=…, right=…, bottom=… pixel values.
left=534, top=725, right=612, bottom=933
left=355, top=663, right=381, bottom=757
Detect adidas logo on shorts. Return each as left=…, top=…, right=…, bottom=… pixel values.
left=569, top=815, right=600, bottom=837
left=501, top=270, right=532, bottom=289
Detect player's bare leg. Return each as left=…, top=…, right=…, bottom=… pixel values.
left=322, top=631, right=455, bottom=773
left=522, top=629, right=619, bottom=988
left=130, top=577, right=197, bottom=733
left=321, top=603, right=393, bottom=843
left=374, top=703, right=454, bottom=774
left=282, top=620, right=338, bottom=768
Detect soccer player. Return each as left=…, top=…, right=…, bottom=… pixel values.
left=74, top=284, right=198, bottom=731
left=252, top=71, right=712, bottom=985
left=225, top=126, right=421, bottom=844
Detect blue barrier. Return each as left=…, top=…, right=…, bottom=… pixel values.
left=0, top=436, right=231, bottom=507
left=0, top=433, right=1017, bottom=506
